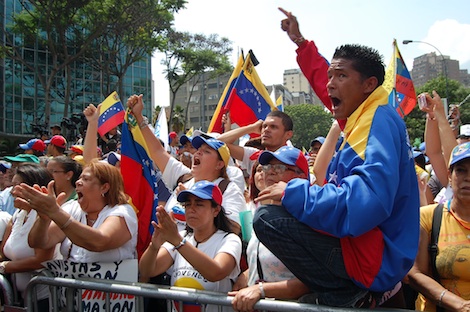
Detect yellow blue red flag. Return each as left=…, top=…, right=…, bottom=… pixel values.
left=98, top=91, right=125, bottom=136
left=223, top=51, right=277, bottom=134
left=121, top=109, right=158, bottom=258
left=207, top=53, right=245, bottom=133
left=383, top=40, right=417, bottom=117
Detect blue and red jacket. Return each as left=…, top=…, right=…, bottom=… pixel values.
left=282, top=41, right=420, bottom=292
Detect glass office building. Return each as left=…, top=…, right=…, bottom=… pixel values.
left=0, top=0, right=153, bottom=144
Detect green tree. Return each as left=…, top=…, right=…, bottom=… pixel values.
left=284, top=104, right=334, bottom=149
left=2, top=0, right=186, bottom=126
left=85, top=0, right=185, bottom=98
left=161, top=30, right=233, bottom=130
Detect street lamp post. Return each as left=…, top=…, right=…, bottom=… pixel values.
left=403, top=40, right=449, bottom=100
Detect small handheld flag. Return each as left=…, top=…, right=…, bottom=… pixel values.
left=98, top=91, right=125, bottom=136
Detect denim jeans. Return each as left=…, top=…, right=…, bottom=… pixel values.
left=253, top=204, right=369, bottom=307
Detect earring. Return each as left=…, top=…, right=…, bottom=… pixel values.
left=101, top=193, right=105, bottom=197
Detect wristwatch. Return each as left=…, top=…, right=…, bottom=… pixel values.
left=0, top=261, right=7, bottom=274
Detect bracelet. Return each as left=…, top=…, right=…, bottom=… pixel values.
left=293, top=36, right=305, bottom=44
left=139, top=116, right=149, bottom=129
left=438, top=289, right=447, bottom=307
left=426, top=114, right=436, bottom=121
left=60, top=216, right=73, bottom=230
left=258, top=282, right=266, bottom=299
left=173, top=237, right=186, bottom=251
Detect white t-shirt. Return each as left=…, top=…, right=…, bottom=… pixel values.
left=60, top=201, right=137, bottom=262
left=163, top=230, right=241, bottom=312
left=226, top=165, right=246, bottom=193
left=162, top=157, right=247, bottom=230
left=246, top=232, right=295, bottom=286
left=240, top=146, right=261, bottom=174
left=3, top=209, right=62, bottom=300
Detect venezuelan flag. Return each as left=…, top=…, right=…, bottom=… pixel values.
left=383, top=40, right=417, bottom=117
left=224, top=51, right=277, bottom=133
left=97, top=91, right=125, bottom=136
left=121, top=109, right=158, bottom=258
left=207, top=53, right=245, bottom=133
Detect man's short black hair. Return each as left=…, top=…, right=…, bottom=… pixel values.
left=333, top=44, right=385, bottom=86
left=266, top=111, right=293, bottom=132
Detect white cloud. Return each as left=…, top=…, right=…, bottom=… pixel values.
left=424, top=20, right=470, bottom=68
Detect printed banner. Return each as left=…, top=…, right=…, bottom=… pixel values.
left=44, top=259, right=137, bottom=312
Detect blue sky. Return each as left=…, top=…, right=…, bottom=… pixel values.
left=152, top=0, right=470, bottom=107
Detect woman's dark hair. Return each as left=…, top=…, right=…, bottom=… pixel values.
left=249, top=160, right=262, bottom=200
left=15, top=163, right=52, bottom=187
left=185, top=201, right=235, bottom=234
left=49, top=155, right=83, bottom=187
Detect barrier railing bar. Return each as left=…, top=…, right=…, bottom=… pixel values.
left=25, top=276, right=410, bottom=312
left=0, top=274, right=14, bottom=306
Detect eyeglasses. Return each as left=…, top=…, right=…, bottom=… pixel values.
left=262, top=164, right=303, bottom=175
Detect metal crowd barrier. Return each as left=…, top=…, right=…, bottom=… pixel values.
left=24, top=275, right=400, bottom=312
left=0, top=273, right=14, bottom=306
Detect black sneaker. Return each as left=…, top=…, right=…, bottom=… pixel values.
left=354, top=292, right=376, bottom=309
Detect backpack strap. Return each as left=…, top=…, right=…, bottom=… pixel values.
left=176, top=173, right=193, bottom=185
left=429, top=203, right=444, bottom=283
left=217, top=178, right=230, bottom=194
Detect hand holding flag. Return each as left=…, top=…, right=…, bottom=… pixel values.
left=121, top=106, right=159, bottom=258
left=98, top=91, right=125, bottom=136
left=208, top=51, right=277, bottom=135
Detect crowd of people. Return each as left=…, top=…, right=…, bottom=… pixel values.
left=0, top=6, right=467, bottom=312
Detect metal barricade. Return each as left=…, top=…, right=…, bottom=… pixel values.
left=25, top=276, right=326, bottom=312
left=0, top=274, right=14, bottom=307
left=25, top=276, right=411, bottom=312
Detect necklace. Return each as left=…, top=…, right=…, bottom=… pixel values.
left=88, top=219, right=96, bottom=225
left=195, top=229, right=217, bottom=248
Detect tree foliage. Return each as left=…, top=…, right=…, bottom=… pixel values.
left=284, top=104, right=334, bottom=149
left=84, top=0, right=185, bottom=97
left=1, top=0, right=184, bottom=125
left=161, top=30, right=233, bottom=130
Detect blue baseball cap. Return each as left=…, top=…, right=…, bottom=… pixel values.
left=310, top=136, right=325, bottom=146
left=106, top=152, right=121, bottom=166
left=180, top=135, right=192, bottom=146
left=450, top=142, right=470, bottom=167
left=192, top=136, right=230, bottom=167
left=19, top=139, right=46, bottom=152
left=413, top=150, right=423, bottom=159
left=258, top=146, right=309, bottom=177
left=177, top=180, right=223, bottom=206
left=0, top=161, right=12, bottom=173
left=419, top=142, right=426, bottom=152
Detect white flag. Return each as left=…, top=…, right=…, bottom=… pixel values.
left=270, top=85, right=276, bottom=105
left=154, top=108, right=169, bottom=151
